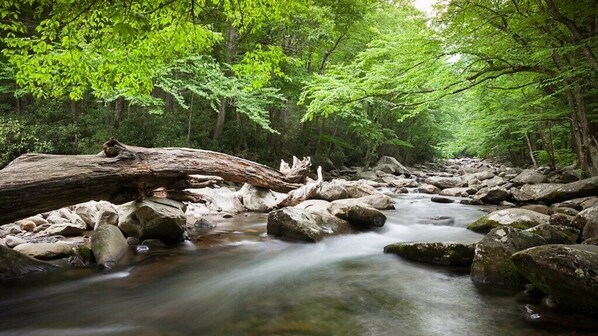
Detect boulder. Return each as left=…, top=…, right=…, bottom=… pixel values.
left=45, top=222, right=87, bottom=236
left=267, top=207, right=353, bottom=242
left=467, top=209, right=550, bottom=234
left=74, top=201, right=97, bottom=229
left=0, top=245, right=57, bottom=280
left=13, top=243, right=72, bottom=260
left=374, top=156, right=411, bottom=175
left=478, top=187, right=510, bottom=204
left=424, top=176, right=462, bottom=189
left=471, top=226, right=547, bottom=287
left=328, top=199, right=386, bottom=229
left=512, top=244, right=598, bottom=314
left=418, top=184, right=441, bottom=194
left=526, top=224, right=579, bottom=244
left=344, top=181, right=380, bottom=198
left=185, top=187, right=245, bottom=214
left=23, top=215, right=48, bottom=226
left=5, top=235, right=26, bottom=248
left=473, top=170, right=495, bottom=181
left=314, top=180, right=349, bottom=201
left=238, top=183, right=286, bottom=212
left=521, top=204, right=551, bottom=216
left=384, top=242, right=475, bottom=267
left=91, top=224, right=128, bottom=268
left=431, top=196, right=455, bottom=204
left=440, top=187, right=472, bottom=197
left=549, top=213, right=575, bottom=228
left=354, top=170, right=377, bottom=181
left=534, top=176, right=598, bottom=204
left=294, top=200, right=331, bottom=212
left=512, top=169, right=547, bottom=185
left=480, top=176, right=506, bottom=188
left=572, top=207, right=598, bottom=241
left=511, top=183, right=561, bottom=202
left=94, top=201, right=119, bottom=229
left=118, top=197, right=186, bottom=244
left=551, top=206, right=579, bottom=217
left=46, top=211, right=68, bottom=225
left=356, top=194, right=395, bottom=210
left=387, top=178, right=418, bottom=188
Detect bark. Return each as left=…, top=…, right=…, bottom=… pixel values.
left=524, top=133, right=538, bottom=167
left=114, top=97, right=124, bottom=128
left=213, top=25, right=237, bottom=141
left=0, top=139, right=311, bottom=225
left=538, top=127, right=556, bottom=170
left=187, top=93, right=194, bottom=146
left=70, top=99, right=78, bottom=121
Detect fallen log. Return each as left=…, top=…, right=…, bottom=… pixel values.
left=0, top=139, right=310, bottom=224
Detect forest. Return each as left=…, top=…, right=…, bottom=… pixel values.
left=0, top=0, right=596, bottom=174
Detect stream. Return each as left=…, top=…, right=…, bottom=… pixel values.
left=0, top=193, right=593, bottom=335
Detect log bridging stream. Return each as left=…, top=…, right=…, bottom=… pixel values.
left=0, top=139, right=312, bottom=225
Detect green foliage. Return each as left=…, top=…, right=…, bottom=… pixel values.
left=0, top=116, right=51, bottom=167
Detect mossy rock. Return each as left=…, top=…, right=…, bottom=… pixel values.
left=467, top=208, right=549, bottom=234
left=384, top=242, right=475, bottom=267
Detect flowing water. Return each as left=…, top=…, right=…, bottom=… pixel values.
left=0, top=194, right=595, bottom=335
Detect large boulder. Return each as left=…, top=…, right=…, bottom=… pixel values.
left=314, top=180, right=349, bottom=201
left=467, top=208, right=549, bottom=234
left=473, top=170, right=495, bottom=181
left=534, top=176, right=598, bottom=204
left=267, top=207, right=353, bottom=242
left=511, top=184, right=561, bottom=202
left=344, top=181, right=380, bottom=198
left=185, top=187, right=245, bottom=214
left=94, top=201, right=119, bottom=229
left=238, top=183, right=286, bottom=212
left=512, top=169, right=547, bottom=185
left=424, top=176, right=462, bottom=190
left=512, top=244, right=598, bottom=314
left=0, top=245, right=57, bottom=280
left=355, top=194, right=395, bottom=210
left=525, top=224, right=579, bottom=244
left=477, top=187, right=510, bottom=204
left=118, top=198, right=186, bottom=244
left=384, top=242, right=475, bottom=267
left=91, top=225, right=128, bottom=268
left=328, top=199, right=386, bottom=229
left=45, top=221, right=87, bottom=236
left=374, top=156, right=411, bottom=175
left=571, top=207, right=598, bottom=241
left=471, top=226, right=547, bottom=287
left=418, top=184, right=441, bottom=194
left=480, top=176, right=506, bottom=188
left=74, top=201, right=97, bottom=229
left=13, top=243, right=72, bottom=260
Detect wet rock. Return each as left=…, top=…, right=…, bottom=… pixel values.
left=328, top=199, right=386, bottom=229
left=534, top=176, right=598, bottom=204
left=478, top=187, right=510, bottom=204
left=549, top=213, right=575, bottom=228
left=374, top=156, right=412, bottom=175
left=551, top=206, right=579, bottom=217
left=5, top=235, right=26, bottom=248
left=294, top=200, right=331, bottom=212
left=582, top=237, right=598, bottom=245
left=344, top=181, right=380, bottom=198
left=238, top=184, right=286, bottom=212
left=512, top=169, right=547, bottom=185
left=45, top=222, right=87, bottom=236
left=471, top=227, right=547, bottom=287
left=418, top=184, right=441, bottom=194
left=521, top=204, right=551, bottom=216
left=387, top=177, right=418, bottom=188
left=0, top=245, right=57, bottom=280
left=384, top=242, right=475, bottom=267
left=512, top=244, right=598, bottom=314
left=267, top=207, right=353, bottom=242
left=355, top=194, right=395, bottom=210
left=467, top=209, right=549, bottom=234
left=526, top=224, right=579, bottom=244
left=13, top=242, right=72, bottom=260
left=572, top=207, right=598, bottom=241
left=119, top=197, right=186, bottom=244
left=424, top=176, right=462, bottom=189
left=460, top=199, right=483, bottom=205
left=440, top=187, right=472, bottom=197
left=94, top=201, right=119, bottom=229
left=314, top=180, right=349, bottom=201
left=431, top=196, right=454, bottom=204
left=91, top=224, right=128, bottom=268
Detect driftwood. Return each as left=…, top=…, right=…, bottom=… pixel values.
left=0, top=139, right=313, bottom=225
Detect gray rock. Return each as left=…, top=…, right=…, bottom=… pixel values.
left=344, top=181, right=380, bottom=198
left=480, top=176, right=506, bottom=188
left=512, top=244, right=598, bottom=314
left=418, top=184, right=441, bottom=194
left=431, top=196, right=455, bottom=204
left=74, top=201, right=97, bottom=229
left=521, top=204, right=551, bottom=215
left=440, top=187, right=471, bottom=197
left=572, top=207, right=598, bottom=241
left=13, top=243, right=72, bottom=260
left=315, top=180, right=349, bottom=201
left=387, top=177, right=418, bottom=188
left=0, top=245, right=57, bottom=280
left=374, top=156, right=412, bottom=175
left=471, top=226, right=547, bottom=287
left=119, top=197, right=186, bottom=244
left=384, top=242, right=475, bottom=267
left=94, top=201, right=119, bottom=229
left=473, top=170, right=495, bottom=181
left=535, top=176, right=598, bottom=204
left=356, top=194, right=395, bottom=210
left=238, top=184, right=286, bottom=212
left=512, top=169, right=547, bottom=185
left=467, top=208, right=550, bottom=234
left=294, top=199, right=331, bottom=212
left=45, top=222, right=87, bottom=236
left=267, top=207, right=353, bottom=242
left=424, top=176, right=462, bottom=189
left=354, top=170, right=378, bottom=181
left=328, top=199, right=386, bottom=229
left=526, top=224, right=579, bottom=244
left=91, top=224, right=128, bottom=268
left=185, top=187, right=245, bottom=214
left=511, top=183, right=561, bottom=202
left=5, top=235, right=26, bottom=248
left=549, top=213, right=575, bottom=228
left=478, top=187, right=510, bottom=204
left=552, top=206, right=579, bottom=217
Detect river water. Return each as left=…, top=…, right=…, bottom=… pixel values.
left=0, top=193, right=595, bottom=335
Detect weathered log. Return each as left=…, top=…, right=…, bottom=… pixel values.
left=0, top=139, right=308, bottom=224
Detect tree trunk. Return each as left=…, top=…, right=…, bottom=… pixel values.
left=213, top=25, right=237, bottom=141
left=70, top=99, right=78, bottom=122
left=538, top=127, right=556, bottom=170
left=0, top=139, right=312, bottom=225
left=525, top=133, right=538, bottom=167
left=114, top=97, right=124, bottom=128
left=187, top=93, right=194, bottom=146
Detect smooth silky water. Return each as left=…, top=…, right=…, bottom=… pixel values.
left=0, top=194, right=593, bottom=335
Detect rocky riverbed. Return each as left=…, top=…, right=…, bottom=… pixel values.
left=1, top=156, right=598, bottom=328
